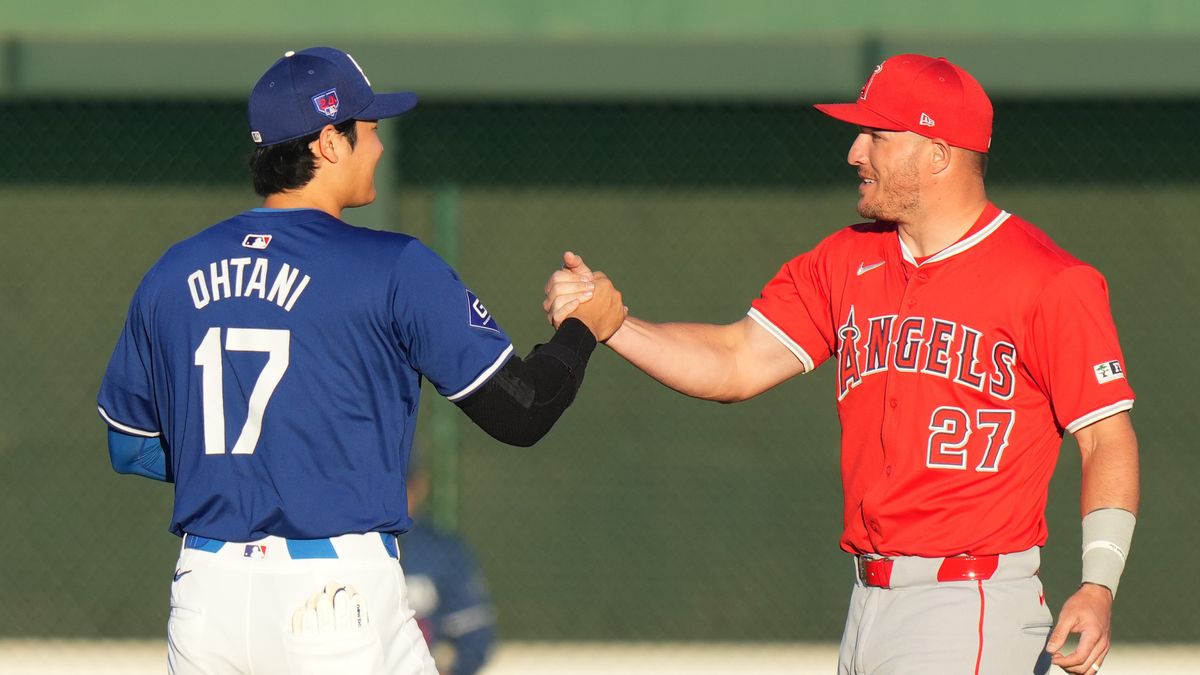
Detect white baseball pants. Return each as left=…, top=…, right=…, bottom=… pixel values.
left=167, top=533, right=437, bottom=675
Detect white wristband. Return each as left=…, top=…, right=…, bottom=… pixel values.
left=1081, top=508, right=1136, bottom=597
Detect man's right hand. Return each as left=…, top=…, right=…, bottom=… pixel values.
left=544, top=251, right=626, bottom=341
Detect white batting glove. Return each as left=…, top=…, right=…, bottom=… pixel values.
left=291, top=583, right=370, bottom=635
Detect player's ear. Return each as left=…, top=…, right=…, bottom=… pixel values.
left=312, top=124, right=342, bottom=164
left=929, top=138, right=952, bottom=175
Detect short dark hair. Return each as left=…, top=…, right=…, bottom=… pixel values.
left=248, top=119, right=358, bottom=197
left=967, top=149, right=988, bottom=178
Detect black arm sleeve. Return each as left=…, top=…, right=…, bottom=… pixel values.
left=454, top=318, right=598, bottom=447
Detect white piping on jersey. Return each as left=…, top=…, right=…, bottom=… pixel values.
left=97, top=405, right=160, bottom=437
left=447, top=344, right=515, bottom=402
left=899, top=210, right=1011, bottom=266
left=1065, top=399, right=1134, bottom=434
left=747, top=308, right=815, bottom=373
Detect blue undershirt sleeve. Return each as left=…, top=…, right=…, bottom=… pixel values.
left=107, top=429, right=170, bottom=482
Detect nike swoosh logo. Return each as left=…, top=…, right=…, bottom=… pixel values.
left=173, top=569, right=192, bottom=582
left=857, top=261, right=885, bottom=276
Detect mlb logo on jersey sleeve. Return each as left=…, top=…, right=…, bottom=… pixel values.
left=242, top=234, right=272, bottom=250
left=465, top=290, right=500, bottom=333
left=1093, top=360, right=1125, bottom=383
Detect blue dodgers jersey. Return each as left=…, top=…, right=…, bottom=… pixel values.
left=97, top=209, right=513, bottom=541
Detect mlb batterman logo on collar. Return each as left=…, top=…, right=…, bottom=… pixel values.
left=814, top=54, right=994, bottom=153
left=248, top=46, right=418, bottom=146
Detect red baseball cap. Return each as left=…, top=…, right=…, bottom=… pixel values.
left=814, top=54, right=993, bottom=153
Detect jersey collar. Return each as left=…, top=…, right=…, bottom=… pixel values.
left=898, top=203, right=1010, bottom=267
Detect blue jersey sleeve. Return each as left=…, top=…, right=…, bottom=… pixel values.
left=97, top=281, right=161, bottom=437
left=391, top=242, right=513, bottom=401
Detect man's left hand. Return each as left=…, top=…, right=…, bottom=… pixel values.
left=1046, top=582, right=1113, bottom=673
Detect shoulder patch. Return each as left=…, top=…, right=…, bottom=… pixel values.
left=1093, top=360, right=1125, bottom=384
left=465, top=290, right=500, bottom=333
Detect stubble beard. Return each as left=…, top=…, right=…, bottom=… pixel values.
left=857, top=152, right=922, bottom=222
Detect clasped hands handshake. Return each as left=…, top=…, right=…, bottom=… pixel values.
left=543, top=251, right=627, bottom=342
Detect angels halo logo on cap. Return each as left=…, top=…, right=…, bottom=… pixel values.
left=813, top=53, right=993, bottom=154
left=859, top=63, right=884, bottom=101
left=247, top=47, right=419, bottom=146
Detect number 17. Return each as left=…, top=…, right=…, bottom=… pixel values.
left=193, top=327, right=290, bottom=455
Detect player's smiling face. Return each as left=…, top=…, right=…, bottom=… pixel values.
left=848, top=127, right=924, bottom=222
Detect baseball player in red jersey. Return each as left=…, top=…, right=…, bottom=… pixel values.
left=544, top=54, right=1139, bottom=674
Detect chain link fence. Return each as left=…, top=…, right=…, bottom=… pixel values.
left=1, top=97, right=1196, bottom=650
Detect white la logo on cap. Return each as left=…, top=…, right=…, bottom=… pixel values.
left=345, top=52, right=371, bottom=86
left=919, top=113, right=936, bottom=127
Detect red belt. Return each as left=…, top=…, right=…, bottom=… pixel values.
left=857, top=554, right=1000, bottom=588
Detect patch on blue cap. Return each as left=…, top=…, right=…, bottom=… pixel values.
left=312, top=88, right=340, bottom=119
left=465, top=290, right=500, bottom=332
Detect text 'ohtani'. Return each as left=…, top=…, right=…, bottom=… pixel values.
left=187, top=257, right=311, bottom=312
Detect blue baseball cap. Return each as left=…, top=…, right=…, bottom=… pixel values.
left=248, top=47, right=418, bottom=146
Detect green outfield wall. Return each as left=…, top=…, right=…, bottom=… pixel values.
left=0, top=0, right=1196, bottom=649
left=2, top=96, right=1196, bottom=642
left=5, top=0, right=1200, bottom=38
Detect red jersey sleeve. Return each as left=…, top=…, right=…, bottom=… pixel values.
left=748, top=248, right=836, bottom=373
left=1026, top=265, right=1135, bottom=433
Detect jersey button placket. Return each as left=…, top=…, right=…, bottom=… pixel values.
left=901, top=263, right=924, bottom=309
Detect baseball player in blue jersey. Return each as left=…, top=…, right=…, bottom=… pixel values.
left=403, top=465, right=496, bottom=675
left=97, top=46, right=623, bottom=675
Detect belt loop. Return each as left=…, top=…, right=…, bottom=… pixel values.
left=856, top=556, right=894, bottom=589
left=867, top=558, right=894, bottom=588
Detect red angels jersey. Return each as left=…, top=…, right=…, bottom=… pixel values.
left=749, top=203, right=1135, bottom=557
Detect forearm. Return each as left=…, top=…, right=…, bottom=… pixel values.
left=455, top=318, right=596, bottom=446
left=545, top=257, right=805, bottom=401
left=605, top=316, right=764, bottom=402
left=1075, top=411, right=1139, bottom=596
left=1078, top=413, right=1139, bottom=515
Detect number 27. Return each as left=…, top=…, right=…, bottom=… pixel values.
left=926, top=407, right=1014, bottom=472
left=194, top=327, right=290, bottom=455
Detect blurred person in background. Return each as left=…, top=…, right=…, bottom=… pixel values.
left=403, top=454, right=497, bottom=675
